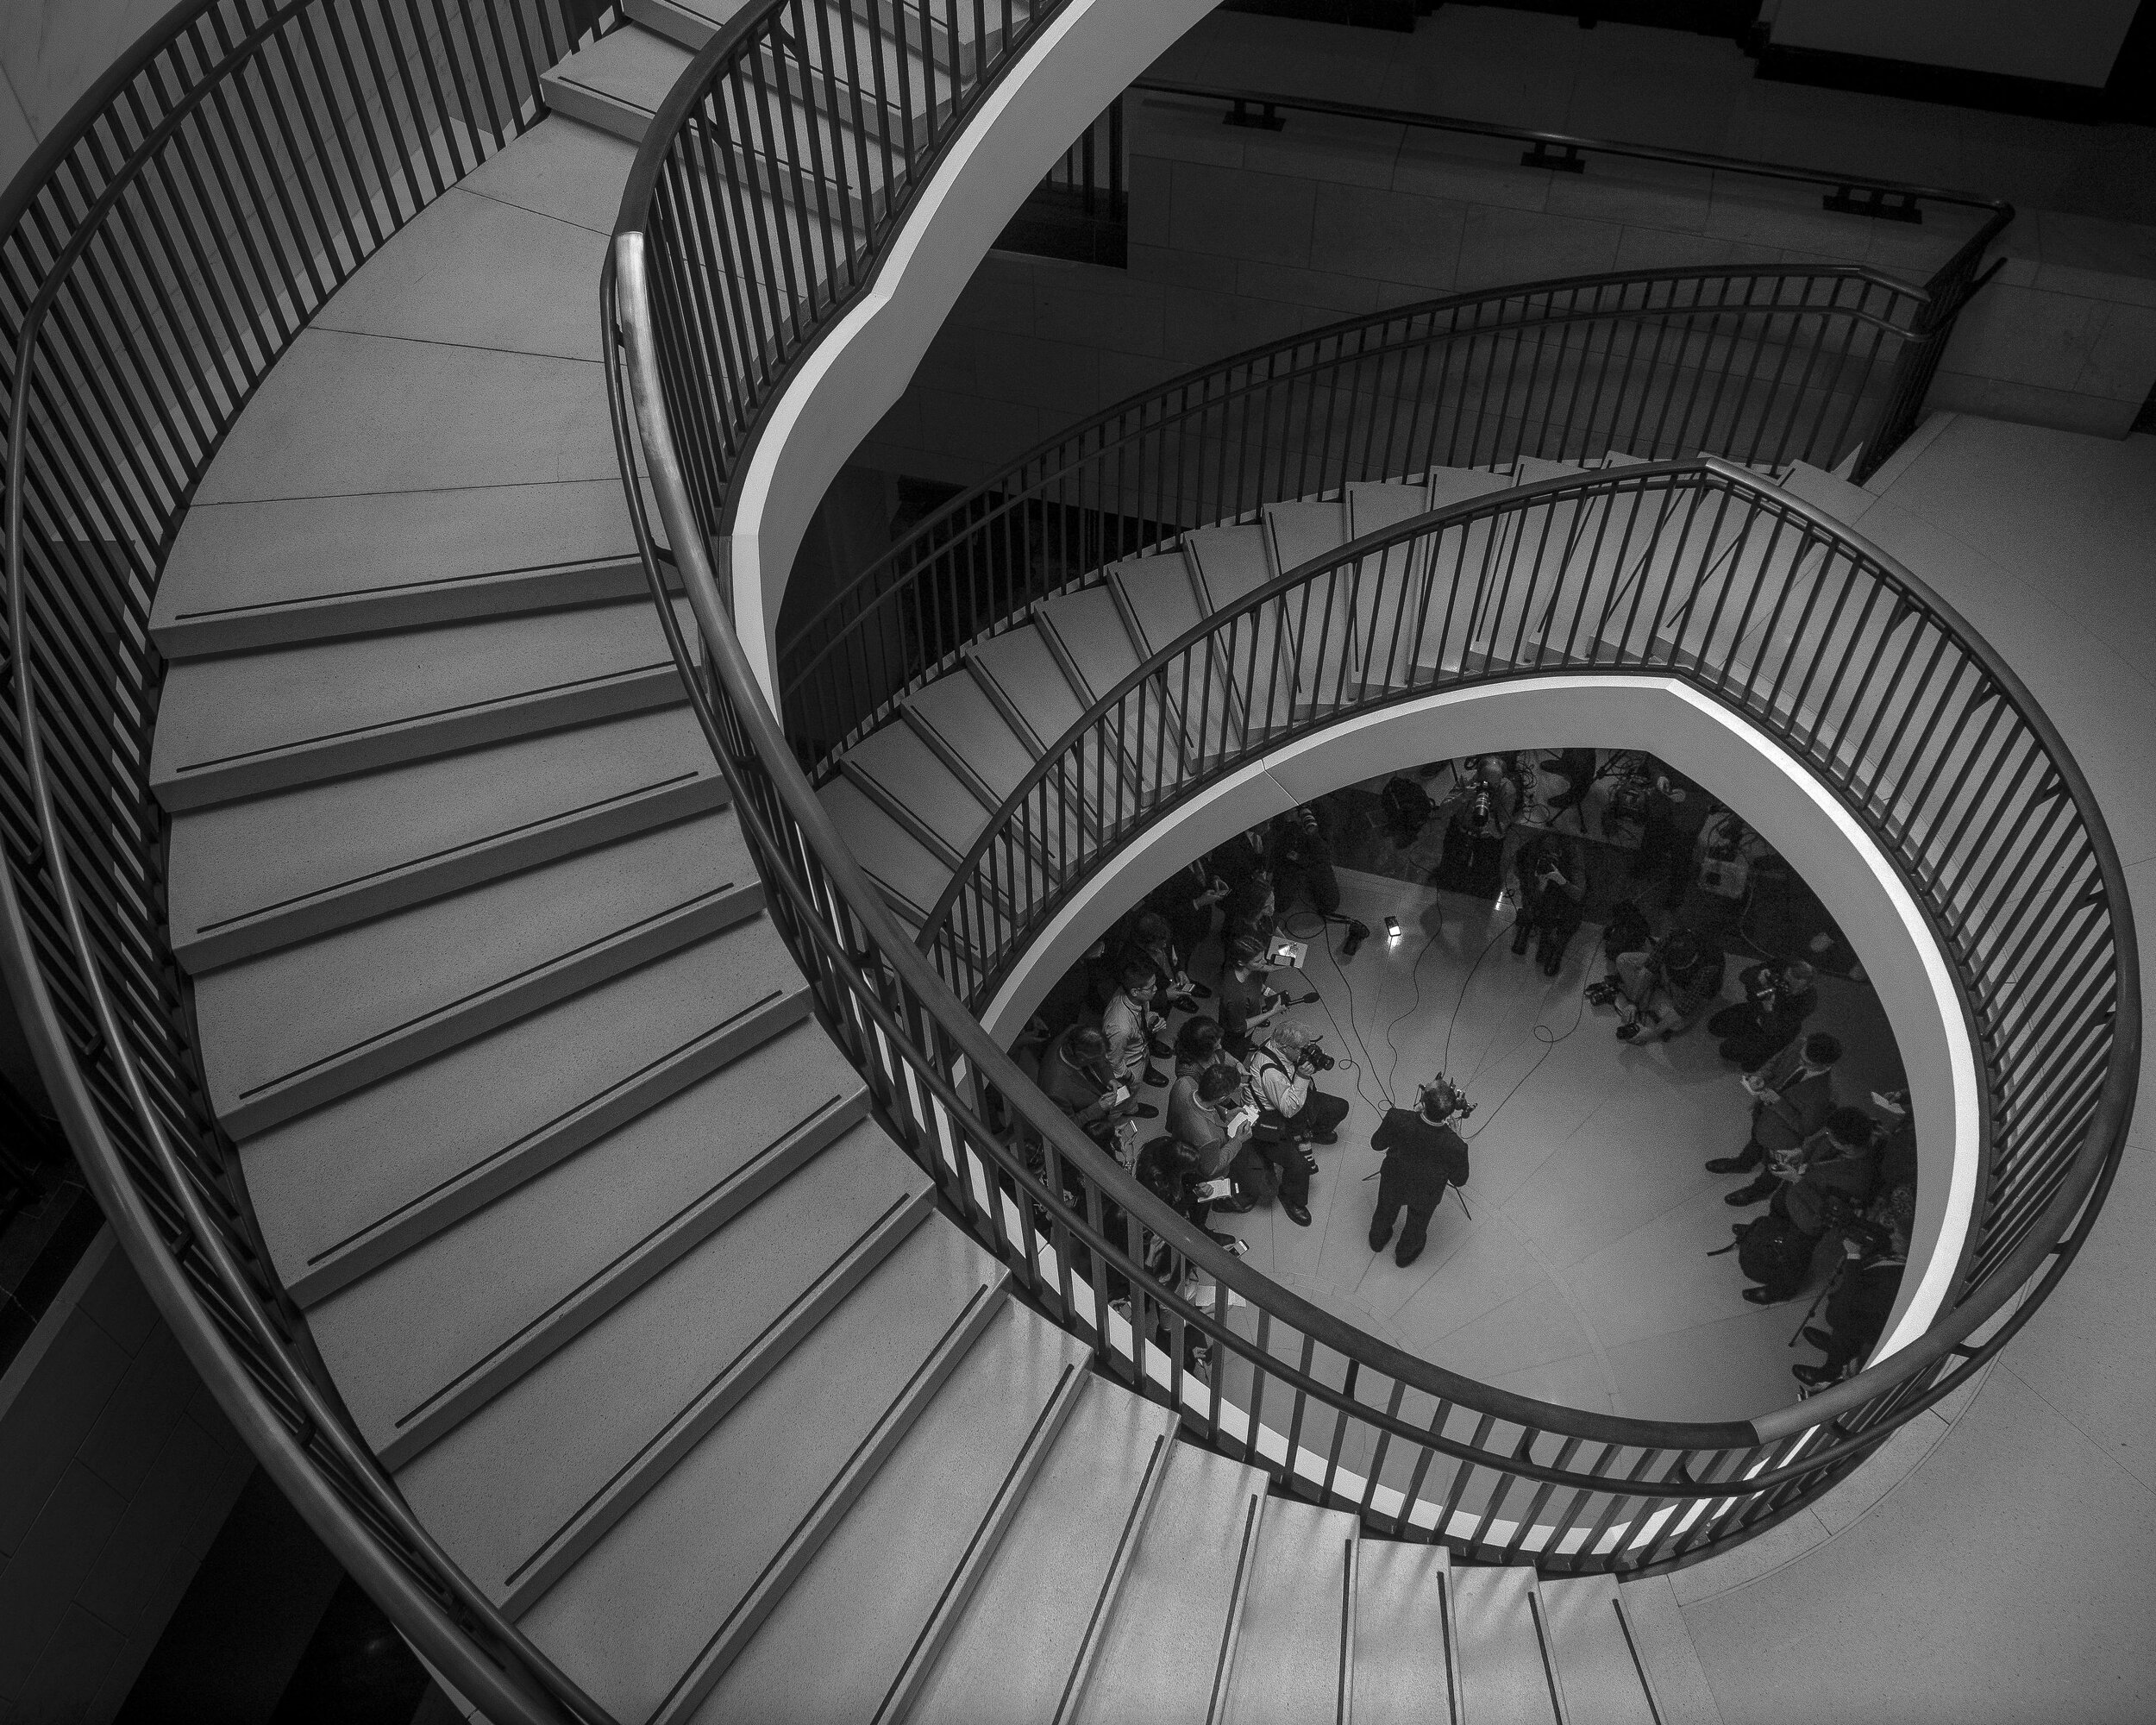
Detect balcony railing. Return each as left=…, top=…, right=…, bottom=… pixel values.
left=0, top=3, right=624, bottom=1722
left=609, top=9, right=2133, bottom=1578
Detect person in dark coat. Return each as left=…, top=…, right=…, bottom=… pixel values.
left=1509, top=832, right=1587, bottom=975
left=1793, top=1189, right=1913, bottom=1388
left=1144, top=861, right=1230, bottom=978
left=1710, top=1032, right=1843, bottom=1202
left=1367, top=1076, right=1473, bottom=1268
left=1269, top=802, right=1341, bottom=917
left=1708, top=959, right=1818, bottom=1069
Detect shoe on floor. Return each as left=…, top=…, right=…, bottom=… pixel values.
left=1511, top=928, right=1532, bottom=956
left=1144, top=1070, right=1169, bottom=1088
left=1308, top=1130, right=1339, bottom=1146
left=1170, top=996, right=1197, bottom=1013
left=1149, top=1039, right=1174, bottom=1059
left=1725, top=1183, right=1773, bottom=1205
left=1282, top=1201, right=1313, bottom=1227
left=1742, top=1286, right=1779, bottom=1305
left=1214, top=1192, right=1257, bottom=1214
left=1542, top=952, right=1563, bottom=976
left=1792, top=1363, right=1836, bottom=1388
left=1369, top=1224, right=1394, bottom=1252
left=1704, top=1156, right=1752, bottom=1173
left=1803, top=1327, right=1834, bottom=1351
left=1615, top=1022, right=1641, bottom=1042
left=1206, top=1229, right=1248, bottom=1257
left=1130, top=1103, right=1159, bottom=1119
left=1188, top=981, right=1213, bottom=998
left=1395, top=1243, right=1424, bottom=1269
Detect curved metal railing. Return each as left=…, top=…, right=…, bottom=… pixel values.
left=0, top=4, right=624, bottom=1721
left=609, top=3, right=2130, bottom=1571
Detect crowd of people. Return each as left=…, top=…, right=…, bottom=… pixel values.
left=1006, top=762, right=1917, bottom=1397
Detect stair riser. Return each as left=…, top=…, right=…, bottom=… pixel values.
left=285, top=984, right=812, bottom=1308
left=649, top=1280, right=1013, bottom=1725
left=178, top=770, right=730, bottom=975
left=541, top=72, right=664, bottom=145
left=870, top=1364, right=1093, bottom=1724
left=154, top=667, right=691, bottom=813
left=220, top=881, right=763, bottom=1139
left=500, top=1188, right=937, bottom=1615
left=151, top=556, right=653, bottom=659
left=379, top=1088, right=871, bottom=1470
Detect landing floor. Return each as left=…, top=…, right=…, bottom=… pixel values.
left=1194, top=869, right=1899, bottom=1424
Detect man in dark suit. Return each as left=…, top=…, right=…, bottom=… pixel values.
left=1709, top=1031, right=1843, bottom=1205
left=1368, top=1077, right=1472, bottom=1268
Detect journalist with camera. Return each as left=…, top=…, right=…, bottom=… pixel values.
left=1245, top=1023, right=1349, bottom=1226
left=1368, top=1076, right=1474, bottom=1268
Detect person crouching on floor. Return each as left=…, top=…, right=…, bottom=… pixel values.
left=1369, top=1076, right=1473, bottom=1268
left=1245, top=1024, right=1348, bottom=1226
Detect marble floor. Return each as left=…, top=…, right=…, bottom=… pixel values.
left=1185, top=865, right=1904, bottom=1425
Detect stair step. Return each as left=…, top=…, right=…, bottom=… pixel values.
left=1068, top=1442, right=1270, bottom=1725
left=905, top=1383, right=1180, bottom=1725
left=628, top=0, right=928, bottom=129
left=819, top=775, right=955, bottom=925
left=241, top=924, right=812, bottom=1308
left=1352, top=1538, right=1460, bottom=1725
left=310, top=1013, right=870, bottom=1466
left=1264, top=498, right=1351, bottom=577
left=843, top=724, right=995, bottom=856
left=691, top=1303, right=1095, bottom=1725
left=1452, top=1566, right=1564, bottom=1725
left=393, top=1119, right=931, bottom=1607
left=904, top=673, right=1040, bottom=794
left=1219, top=1496, right=1358, bottom=1725
left=540, top=24, right=697, bottom=144
left=516, top=1247, right=1010, bottom=1723
left=1185, top=524, right=1304, bottom=729
left=170, top=706, right=725, bottom=972
left=154, top=479, right=644, bottom=656
left=195, top=814, right=754, bottom=1138
left=968, top=623, right=1089, bottom=754
left=457, top=113, right=640, bottom=236
left=1538, top=1575, right=1658, bottom=1725
left=188, top=325, right=625, bottom=511
left=151, top=598, right=696, bottom=812
left=1344, top=478, right=1435, bottom=537
left=1038, top=585, right=1188, bottom=788
left=1108, top=549, right=1239, bottom=758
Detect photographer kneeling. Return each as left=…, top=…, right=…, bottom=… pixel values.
left=1246, top=1025, right=1349, bottom=1226
left=1369, top=1076, right=1473, bottom=1268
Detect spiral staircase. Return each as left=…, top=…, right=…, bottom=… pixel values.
left=0, top=3, right=2139, bottom=1723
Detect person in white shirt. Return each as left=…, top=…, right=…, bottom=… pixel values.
left=1245, top=1024, right=1350, bottom=1230
left=1100, top=961, right=1169, bottom=1091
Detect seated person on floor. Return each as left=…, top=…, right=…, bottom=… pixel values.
left=1100, top=960, right=1170, bottom=1093
left=1246, top=1024, right=1350, bottom=1226
left=1038, top=1024, right=1156, bottom=1132
left=1368, top=1075, right=1474, bottom=1270
left=1708, top=1031, right=1844, bottom=1201
left=1709, top=957, right=1818, bottom=1069
left=1171, top=1013, right=1236, bottom=1083
left=1774, top=1106, right=1879, bottom=1236
left=1508, top=832, right=1587, bottom=975
left=1118, top=912, right=1201, bottom=1014
left=1132, top=1134, right=1247, bottom=1262
left=1170, top=1061, right=1288, bottom=1220
left=1434, top=755, right=1518, bottom=897
left=1269, top=801, right=1341, bottom=918
left=1634, top=763, right=1712, bottom=908
left=1144, top=859, right=1230, bottom=979
left=1215, top=932, right=1317, bottom=1055
left=1794, top=1186, right=1915, bottom=1389
left=1591, top=925, right=1725, bottom=1042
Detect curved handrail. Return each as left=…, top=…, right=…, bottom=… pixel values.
left=0, top=4, right=624, bottom=1720
left=916, top=453, right=2136, bottom=1448
left=775, top=262, right=1935, bottom=769
left=605, top=16, right=2122, bottom=1566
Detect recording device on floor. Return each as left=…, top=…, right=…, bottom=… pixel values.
left=1385, top=915, right=1401, bottom=944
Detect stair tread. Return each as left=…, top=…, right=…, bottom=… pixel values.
left=1181, top=523, right=1274, bottom=611
left=540, top=23, right=697, bottom=143
left=395, top=1117, right=925, bottom=1600
left=1344, top=479, right=1436, bottom=538
left=1220, top=1496, right=1357, bottom=1725
left=820, top=774, right=956, bottom=920
left=691, top=1302, right=1094, bottom=1725
left=1352, top=1539, right=1455, bottom=1725
left=312, top=185, right=607, bottom=362
left=906, top=1383, right=1179, bottom=1725
left=969, top=624, right=1087, bottom=747
left=169, top=706, right=724, bottom=970
left=194, top=814, right=752, bottom=1133
left=1264, top=497, right=1351, bottom=577
left=1539, top=1574, right=1658, bottom=1725
left=1108, top=550, right=1206, bottom=657
left=1069, top=1442, right=1269, bottom=1725
left=457, top=113, right=640, bottom=236
left=516, top=1233, right=1006, bottom=1722
left=1426, top=465, right=1518, bottom=510
left=150, top=598, right=693, bottom=809
left=1039, top=586, right=1141, bottom=702
left=240, top=925, right=809, bottom=1305
left=1452, top=1567, right=1562, bottom=1725
left=846, top=724, right=993, bottom=849
left=189, top=327, right=621, bottom=510
left=906, top=674, right=1039, bottom=792
left=309, top=1010, right=867, bottom=1461
left=630, top=0, right=928, bottom=121
left=153, top=478, right=643, bottom=656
